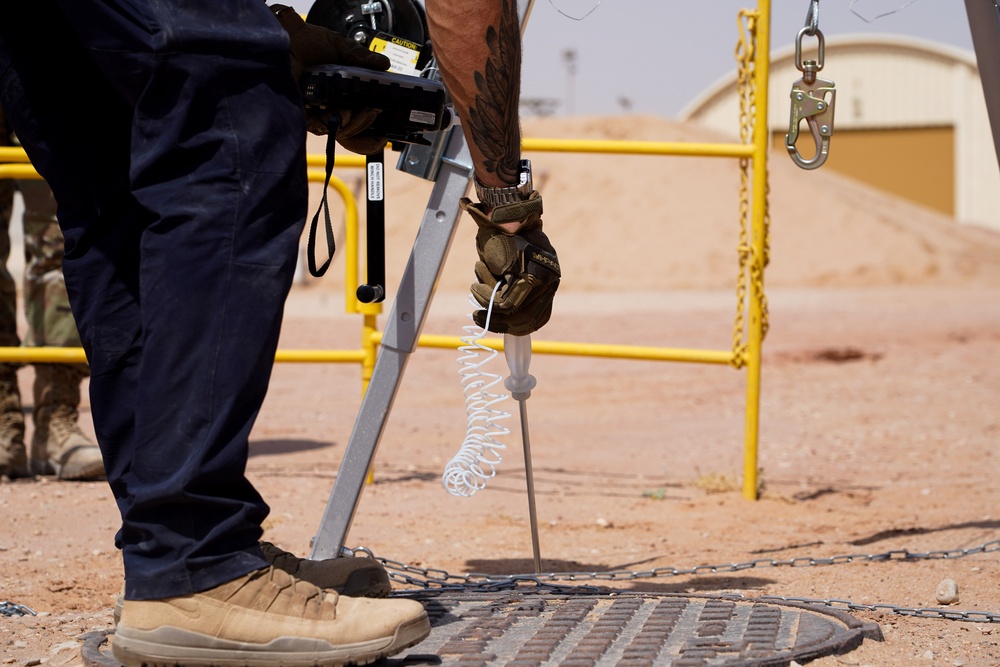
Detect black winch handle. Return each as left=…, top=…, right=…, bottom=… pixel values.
left=357, top=149, right=386, bottom=303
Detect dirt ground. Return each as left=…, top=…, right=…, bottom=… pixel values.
left=2, top=115, right=1000, bottom=665
left=1, top=281, right=998, bottom=666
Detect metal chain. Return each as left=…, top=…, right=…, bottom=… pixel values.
left=349, top=539, right=1000, bottom=623
left=758, top=596, right=1000, bottom=623
left=732, top=10, right=771, bottom=369
left=731, top=10, right=755, bottom=369
left=0, top=600, right=37, bottom=617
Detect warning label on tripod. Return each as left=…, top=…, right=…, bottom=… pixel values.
left=370, top=32, right=421, bottom=76
left=368, top=162, right=384, bottom=202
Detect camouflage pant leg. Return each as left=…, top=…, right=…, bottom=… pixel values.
left=0, top=107, right=27, bottom=475
left=0, top=107, right=21, bottom=353
left=20, top=180, right=84, bottom=352
left=19, top=179, right=94, bottom=476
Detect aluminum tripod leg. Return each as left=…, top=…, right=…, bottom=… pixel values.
left=966, top=0, right=1000, bottom=168
left=310, top=0, right=536, bottom=560
left=311, top=130, right=473, bottom=559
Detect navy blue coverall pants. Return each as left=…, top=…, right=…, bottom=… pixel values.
left=0, top=0, right=308, bottom=600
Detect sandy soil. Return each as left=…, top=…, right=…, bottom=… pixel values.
left=2, top=117, right=999, bottom=665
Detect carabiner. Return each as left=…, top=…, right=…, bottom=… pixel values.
left=786, top=56, right=836, bottom=169
left=787, top=17, right=835, bottom=169
left=786, top=74, right=836, bottom=170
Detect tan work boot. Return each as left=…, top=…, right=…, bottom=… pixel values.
left=30, top=363, right=104, bottom=481
left=0, top=364, right=27, bottom=479
left=261, top=541, right=392, bottom=598
left=114, top=543, right=392, bottom=625
left=112, top=566, right=430, bottom=667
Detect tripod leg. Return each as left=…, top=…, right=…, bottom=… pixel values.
left=311, top=129, right=473, bottom=559
left=966, top=0, right=1000, bottom=169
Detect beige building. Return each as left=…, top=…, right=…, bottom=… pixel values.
left=679, top=34, right=1000, bottom=230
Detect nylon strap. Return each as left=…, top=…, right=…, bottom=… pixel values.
left=307, top=117, right=339, bottom=277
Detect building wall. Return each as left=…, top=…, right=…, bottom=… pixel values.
left=681, top=35, right=1000, bottom=230
left=772, top=126, right=955, bottom=216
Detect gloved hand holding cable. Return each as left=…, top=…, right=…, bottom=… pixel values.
left=425, top=0, right=561, bottom=335
left=461, top=190, right=561, bottom=336
left=271, top=4, right=391, bottom=153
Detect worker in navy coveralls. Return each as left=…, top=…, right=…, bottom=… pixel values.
left=0, top=1, right=429, bottom=664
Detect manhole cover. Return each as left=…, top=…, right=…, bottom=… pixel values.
left=389, top=590, right=882, bottom=667
left=82, top=591, right=882, bottom=667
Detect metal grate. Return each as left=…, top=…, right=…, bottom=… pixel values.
left=389, top=590, right=883, bottom=666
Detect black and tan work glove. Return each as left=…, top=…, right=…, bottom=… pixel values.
left=462, top=192, right=561, bottom=336
left=271, top=4, right=391, bottom=153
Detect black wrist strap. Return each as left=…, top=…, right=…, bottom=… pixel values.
left=307, top=117, right=339, bottom=277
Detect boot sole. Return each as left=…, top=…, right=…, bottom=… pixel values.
left=111, top=612, right=431, bottom=667
left=56, top=462, right=106, bottom=481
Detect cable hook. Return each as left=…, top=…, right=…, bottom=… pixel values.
left=787, top=8, right=836, bottom=170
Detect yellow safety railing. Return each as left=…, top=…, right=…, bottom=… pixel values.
left=0, top=1, right=771, bottom=498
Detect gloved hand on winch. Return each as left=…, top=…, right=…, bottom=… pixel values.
left=461, top=191, right=561, bottom=336
left=270, top=4, right=391, bottom=154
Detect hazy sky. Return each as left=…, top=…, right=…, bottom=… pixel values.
left=289, top=1, right=977, bottom=118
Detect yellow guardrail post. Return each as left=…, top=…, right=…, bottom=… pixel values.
left=743, top=0, right=771, bottom=500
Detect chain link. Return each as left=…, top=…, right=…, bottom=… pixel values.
left=353, top=539, right=1000, bottom=624
left=0, top=601, right=37, bottom=617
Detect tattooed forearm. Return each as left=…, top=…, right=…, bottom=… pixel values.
left=466, top=0, right=522, bottom=185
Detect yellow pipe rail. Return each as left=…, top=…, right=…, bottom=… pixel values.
left=0, top=163, right=40, bottom=179
left=0, top=147, right=31, bottom=163
left=522, top=137, right=755, bottom=159
left=1, top=1, right=772, bottom=498
left=0, top=347, right=368, bottom=364
left=394, top=333, right=735, bottom=366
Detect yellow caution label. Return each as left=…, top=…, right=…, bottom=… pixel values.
left=370, top=31, right=421, bottom=77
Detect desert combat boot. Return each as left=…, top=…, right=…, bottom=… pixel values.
left=113, top=566, right=430, bottom=667
left=114, top=543, right=392, bottom=626
left=0, top=363, right=27, bottom=479
left=30, top=364, right=104, bottom=480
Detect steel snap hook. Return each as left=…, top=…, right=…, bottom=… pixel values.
left=786, top=61, right=836, bottom=170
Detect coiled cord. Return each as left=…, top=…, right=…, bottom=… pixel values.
left=441, top=283, right=512, bottom=496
